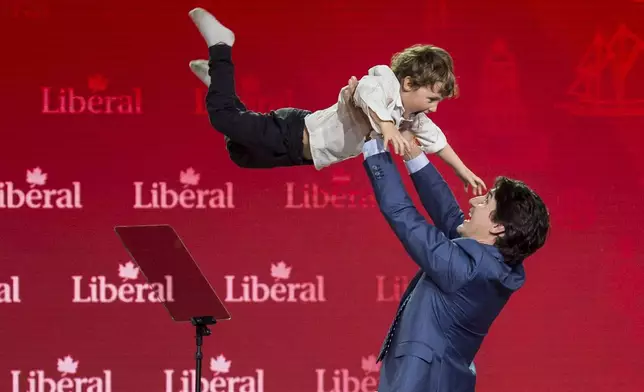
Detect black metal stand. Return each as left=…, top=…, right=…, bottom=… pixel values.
left=191, top=316, right=217, bottom=392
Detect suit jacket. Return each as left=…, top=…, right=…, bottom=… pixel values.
left=363, top=150, right=526, bottom=392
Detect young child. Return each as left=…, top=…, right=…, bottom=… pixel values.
left=188, top=7, right=486, bottom=195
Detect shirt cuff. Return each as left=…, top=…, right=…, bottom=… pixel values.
left=362, top=138, right=386, bottom=158
left=404, top=153, right=429, bottom=174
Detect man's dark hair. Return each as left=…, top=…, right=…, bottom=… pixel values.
left=491, top=177, right=550, bottom=265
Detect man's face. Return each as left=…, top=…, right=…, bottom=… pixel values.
left=400, top=78, right=443, bottom=115
left=457, top=191, right=502, bottom=240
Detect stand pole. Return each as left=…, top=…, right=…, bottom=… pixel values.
left=191, top=316, right=217, bottom=392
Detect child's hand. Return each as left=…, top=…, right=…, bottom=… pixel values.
left=456, top=167, right=487, bottom=196
left=435, top=145, right=486, bottom=195
left=382, top=124, right=411, bottom=156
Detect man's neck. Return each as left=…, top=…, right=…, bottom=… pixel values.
left=475, top=237, right=497, bottom=246
left=463, top=232, right=497, bottom=246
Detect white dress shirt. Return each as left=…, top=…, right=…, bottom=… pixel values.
left=304, top=65, right=447, bottom=170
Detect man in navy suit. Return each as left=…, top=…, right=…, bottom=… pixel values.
left=357, top=109, right=550, bottom=390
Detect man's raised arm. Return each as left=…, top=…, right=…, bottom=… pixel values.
left=401, top=133, right=465, bottom=239
left=362, top=138, right=472, bottom=293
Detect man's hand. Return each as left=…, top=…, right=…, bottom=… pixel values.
left=347, top=76, right=359, bottom=96
left=343, top=77, right=371, bottom=129
left=400, top=130, right=423, bottom=161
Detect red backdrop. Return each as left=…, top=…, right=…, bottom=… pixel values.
left=1, top=0, right=643, bottom=391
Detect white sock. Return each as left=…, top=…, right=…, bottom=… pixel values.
left=188, top=8, right=235, bottom=47
left=189, top=60, right=211, bottom=86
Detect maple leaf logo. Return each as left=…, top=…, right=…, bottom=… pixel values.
left=210, top=354, right=231, bottom=375
left=270, top=261, right=291, bottom=281
left=331, top=167, right=351, bottom=183
left=118, top=261, right=139, bottom=281
left=87, top=74, right=108, bottom=93
left=26, top=167, right=47, bottom=188
left=57, top=355, right=79, bottom=376
left=361, top=355, right=381, bottom=374
left=179, top=167, right=200, bottom=188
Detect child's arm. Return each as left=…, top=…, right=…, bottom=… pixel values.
left=365, top=108, right=410, bottom=156
left=415, top=115, right=486, bottom=195
left=436, top=145, right=487, bottom=196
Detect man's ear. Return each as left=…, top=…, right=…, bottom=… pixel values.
left=490, top=223, right=505, bottom=237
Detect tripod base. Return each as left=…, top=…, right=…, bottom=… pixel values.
left=191, top=316, right=217, bottom=392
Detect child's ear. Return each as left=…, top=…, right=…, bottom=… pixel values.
left=402, top=77, right=414, bottom=92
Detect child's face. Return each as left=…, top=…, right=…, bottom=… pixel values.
left=400, top=77, right=444, bottom=115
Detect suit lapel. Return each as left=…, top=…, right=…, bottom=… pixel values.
left=399, top=269, right=423, bottom=308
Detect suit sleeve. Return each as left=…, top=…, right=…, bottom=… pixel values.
left=404, top=154, right=466, bottom=240
left=363, top=146, right=472, bottom=293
